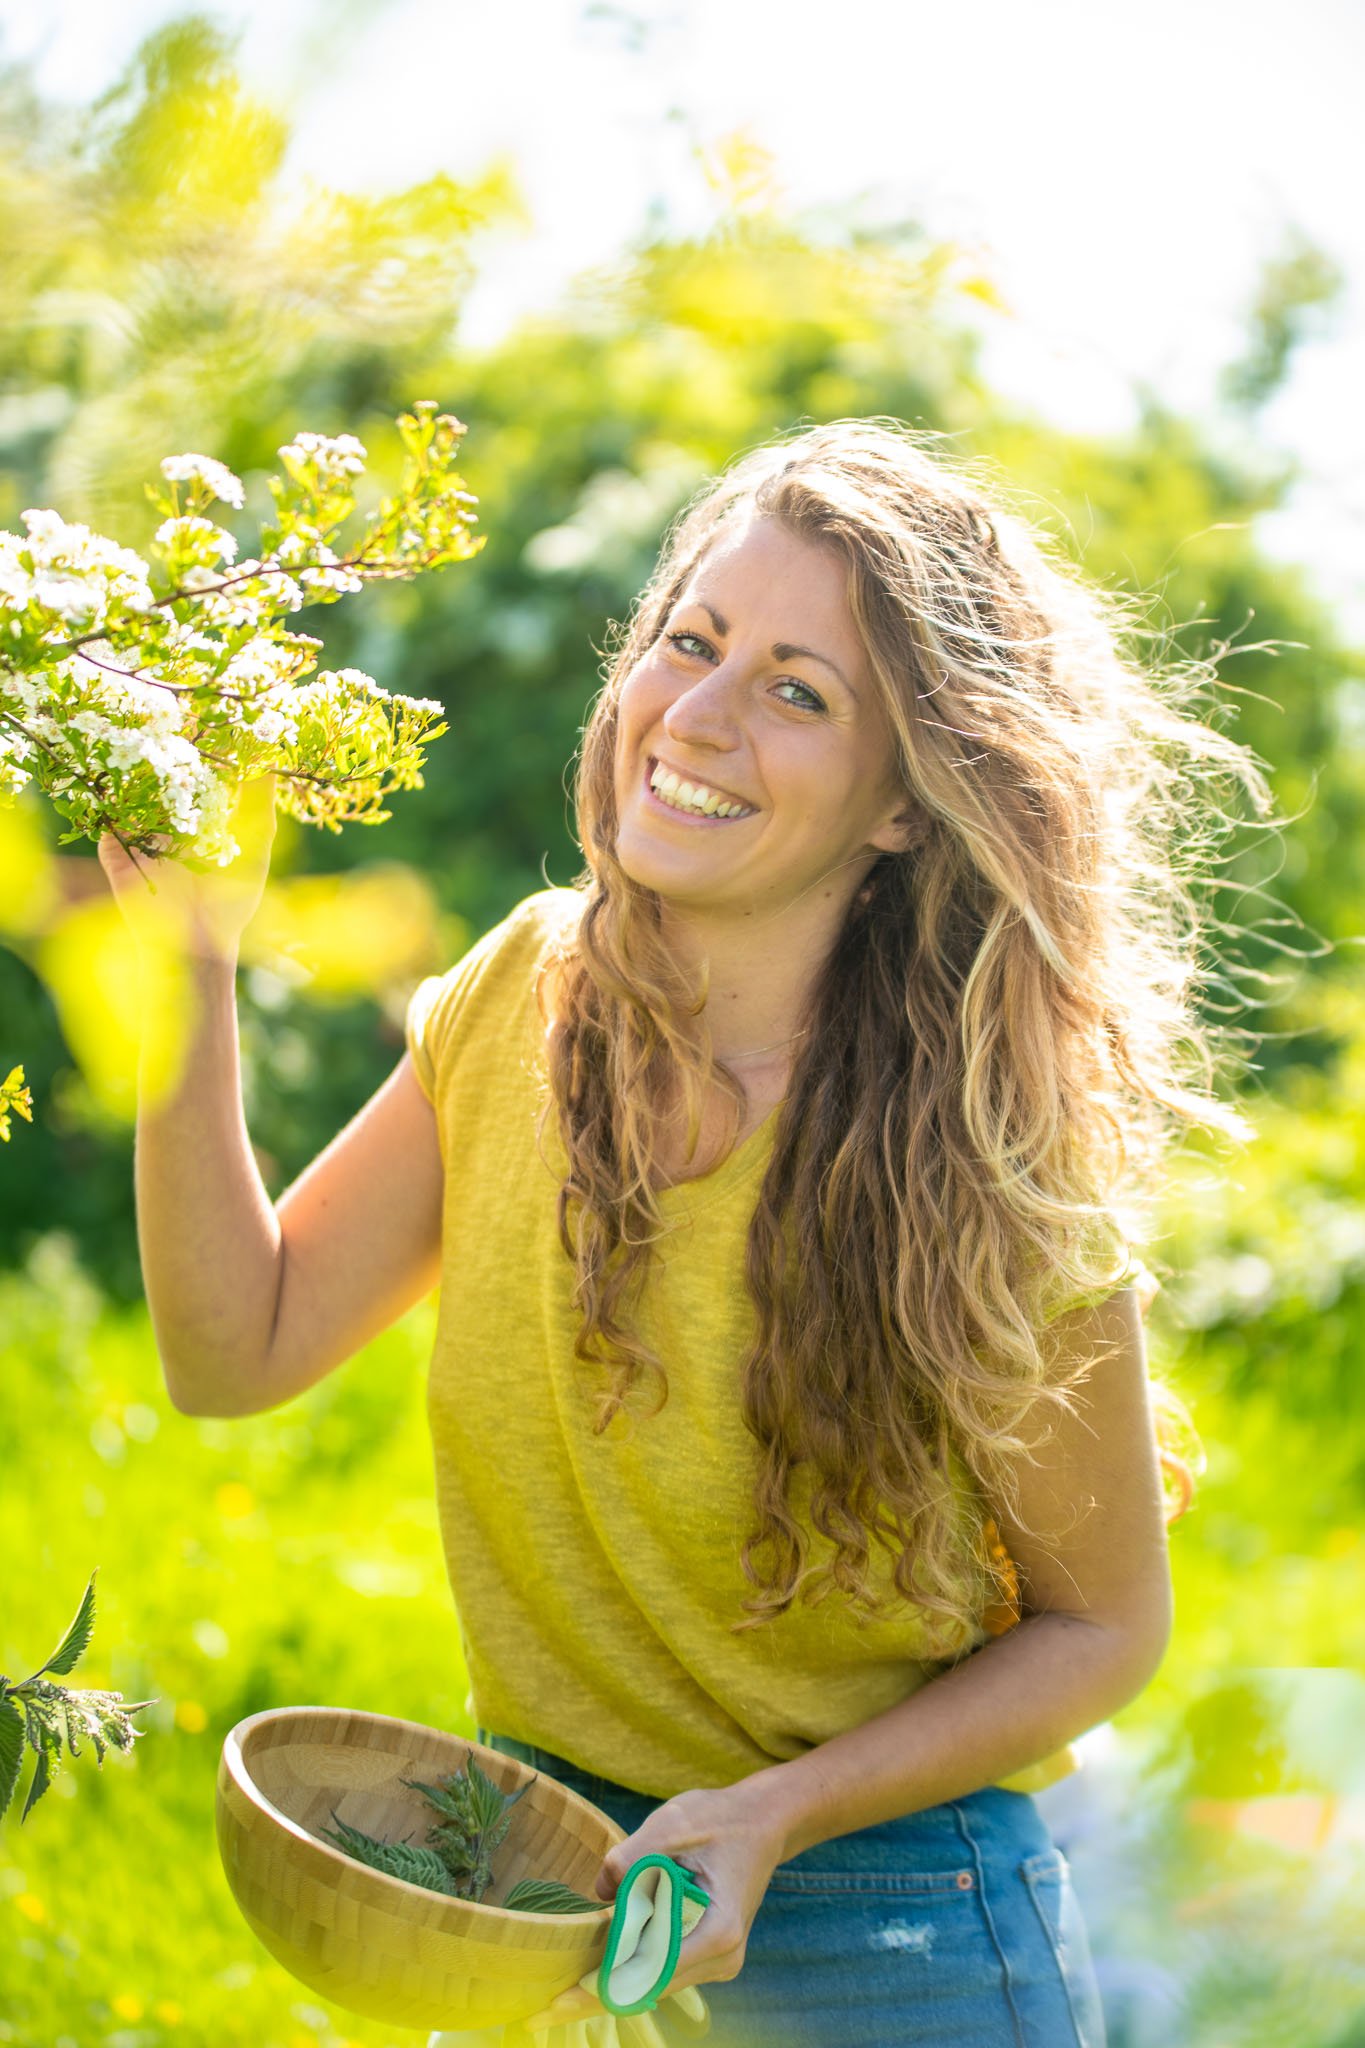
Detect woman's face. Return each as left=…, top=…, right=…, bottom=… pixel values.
left=612, top=512, right=912, bottom=920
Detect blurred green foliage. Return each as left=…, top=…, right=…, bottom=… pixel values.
left=1, top=16, right=1363, bottom=2046
left=3, top=14, right=1362, bottom=1300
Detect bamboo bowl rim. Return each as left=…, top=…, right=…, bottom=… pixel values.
left=220, top=1703, right=622, bottom=1924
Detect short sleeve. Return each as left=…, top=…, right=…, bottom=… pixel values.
left=404, top=974, right=446, bottom=1103
left=400, top=889, right=580, bottom=1111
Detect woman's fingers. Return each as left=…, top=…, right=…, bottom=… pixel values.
left=522, top=1992, right=604, bottom=2031
left=620, top=2012, right=673, bottom=2046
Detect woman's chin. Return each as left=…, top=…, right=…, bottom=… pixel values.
left=614, top=833, right=731, bottom=910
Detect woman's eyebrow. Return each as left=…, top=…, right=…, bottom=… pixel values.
left=685, top=599, right=854, bottom=696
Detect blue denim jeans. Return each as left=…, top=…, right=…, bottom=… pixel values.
left=468, top=1728, right=1107, bottom=2048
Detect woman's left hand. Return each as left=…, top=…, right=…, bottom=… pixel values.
left=520, top=1776, right=790, bottom=2032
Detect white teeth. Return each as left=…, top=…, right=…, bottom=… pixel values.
left=649, top=761, right=751, bottom=818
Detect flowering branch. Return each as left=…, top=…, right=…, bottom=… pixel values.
left=0, top=402, right=481, bottom=862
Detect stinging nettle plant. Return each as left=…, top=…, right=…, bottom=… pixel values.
left=0, top=1570, right=156, bottom=1825
left=320, top=1749, right=602, bottom=1916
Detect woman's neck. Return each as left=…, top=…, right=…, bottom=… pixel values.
left=656, top=891, right=846, bottom=1059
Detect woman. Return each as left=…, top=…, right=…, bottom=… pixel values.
left=102, top=417, right=1268, bottom=2048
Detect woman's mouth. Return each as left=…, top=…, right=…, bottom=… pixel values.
left=643, top=756, right=758, bottom=823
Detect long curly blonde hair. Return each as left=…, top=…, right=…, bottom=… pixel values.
left=537, top=417, right=1272, bottom=1644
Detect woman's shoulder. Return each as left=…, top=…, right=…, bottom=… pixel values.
left=507, top=884, right=586, bottom=949
left=405, top=888, right=582, bottom=1101
left=439, top=886, right=581, bottom=987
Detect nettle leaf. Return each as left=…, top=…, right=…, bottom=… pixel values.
left=503, top=1878, right=603, bottom=1916
left=399, top=1773, right=469, bottom=1824
left=20, top=1714, right=64, bottom=1823
left=35, top=1572, right=97, bottom=1681
left=465, top=1751, right=522, bottom=1833
left=319, top=1812, right=461, bottom=1899
left=0, top=1697, right=24, bottom=1824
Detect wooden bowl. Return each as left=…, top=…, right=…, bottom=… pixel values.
left=216, top=1705, right=623, bottom=2031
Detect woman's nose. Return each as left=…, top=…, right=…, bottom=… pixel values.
left=661, top=665, right=742, bottom=751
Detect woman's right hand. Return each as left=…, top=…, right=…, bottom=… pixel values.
left=97, top=772, right=278, bottom=963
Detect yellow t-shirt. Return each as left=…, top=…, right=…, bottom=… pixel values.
left=405, top=888, right=1099, bottom=1802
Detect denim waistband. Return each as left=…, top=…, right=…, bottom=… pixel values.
left=470, top=1725, right=1106, bottom=2043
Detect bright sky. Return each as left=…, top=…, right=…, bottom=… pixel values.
left=5, top=0, right=1363, bottom=635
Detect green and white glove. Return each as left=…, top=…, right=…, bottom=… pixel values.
left=589, top=1853, right=710, bottom=2025
left=428, top=1852, right=712, bottom=2048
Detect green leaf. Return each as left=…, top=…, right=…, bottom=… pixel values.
left=399, top=1772, right=470, bottom=1823
left=466, top=1751, right=528, bottom=1831
left=503, top=1878, right=604, bottom=1916
left=319, top=1811, right=461, bottom=1899
left=20, top=1732, right=55, bottom=1823
left=0, top=1698, right=24, bottom=1824
left=34, top=1571, right=97, bottom=1681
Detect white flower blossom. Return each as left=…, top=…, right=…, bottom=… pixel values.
left=278, top=431, right=367, bottom=480
left=288, top=676, right=344, bottom=717
left=154, top=516, right=239, bottom=565
left=332, top=667, right=389, bottom=700
left=222, top=635, right=301, bottom=695
left=0, top=534, right=33, bottom=606
left=231, top=559, right=306, bottom=615
left=275, top=530, right=327, bottom=567
left=250, top=705, right=297, bottom=746
left=299, top=563, right=364, bottom=595
left=29, top=572, right=99, bottom=620
left=54, top=648, right=186, bottom=734
left=162, top=621, right=219, bottom=654
left=0, top=725, right=33, bottom=795
left=6, top=513, right=155, bottom=619
left=189, top=771, right=239, bottom=864
left=2, top=673, right=44, bottom=715
left=91, top=725, right=226, bottom=847
left=66, top=708, right=121, bottom=744
left=20, top=509, right=149, bottom=579
left=177, top=564, right=274, bottom=629
left=159, top=453, right=246, bottom=509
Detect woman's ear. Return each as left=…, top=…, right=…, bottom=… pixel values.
left=868, top=802, right=926, bottom=858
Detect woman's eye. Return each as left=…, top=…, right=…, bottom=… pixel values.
left=773, top=679, right=826, bottom=713
left=665, top=632, right=826, bottom=713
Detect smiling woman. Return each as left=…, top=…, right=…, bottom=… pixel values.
left=411, top=417, right=1273, bottom=2043
left=113, top=411, right=1272, bottom=2048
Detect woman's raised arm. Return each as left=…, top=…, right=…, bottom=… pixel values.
left=99, top=805, right=443, bottom=1419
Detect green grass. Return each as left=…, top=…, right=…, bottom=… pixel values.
left=1, top=1225, right=1362, bottom=2048
left=0, top=1233, right=461, bottom=2048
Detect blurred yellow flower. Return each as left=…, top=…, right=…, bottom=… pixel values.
left=35, top=894, right=196, bottom=1125
left=154, top=2001, right=184, bottom=2024
left=0, top=799, right=58, bottom=939
left=215, top=1481, right=256, bottom=1518
left=111, top=1993, right=145, bottom=2021
left=13, top=1893, right=45, bottom=1923
left=245, top=864, right=441, bottom=999
left=175, top=1699, right=209, bottom=1734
